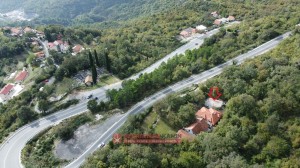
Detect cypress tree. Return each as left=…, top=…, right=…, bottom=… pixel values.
left=94, top=50, right=101, bottom=67
left=88, top=50, right=97, bottom=84
left=105, top=51, right=111, bottom=73
left=91, top=65, right=97, bottom=84
left=88, top=51, right=94, bottom=66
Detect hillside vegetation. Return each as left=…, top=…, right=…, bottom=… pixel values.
left=82, top=28, right=300, bottom=168
left=0, top=0, right=183, bottom=25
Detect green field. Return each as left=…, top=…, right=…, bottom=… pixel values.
left=142, top=111, right=176, bottom=135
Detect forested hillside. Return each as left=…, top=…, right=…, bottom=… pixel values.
left=82, top=27, right=300, bottom=168
left=81, top=1, right=300, bottom=167
left=0, top=0, right=183, bottom=25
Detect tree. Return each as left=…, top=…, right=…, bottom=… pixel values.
left=175, top=103, right=197, bottom=128
left=56, top=125, right=74, bottom=141
left=201, top=134, right=237, bottom=163
left=225, top=94, right=259, bottom=120
left=104, top=51, right=111, bottom=73
left=207, top=152, right=249, bottom=168
left=259, top=136, right=290, bottom=161
left=94, top=50, right=101, bottom=67
left=108, top=149, right=126, bottom=167
left=38, top=100, right=50, bottom=113
left=161, top=158, right=170, bottom=168
left=17, top=107, right=35, bottom=123
left=88, top=51, right=98, bottom=84
left=176, top=151, right=204, bottom=168
left=87, top=99, right=98, bottom=113
left=54, top=67, right=65, bottom=81
left=92, top=65, right=98, bottom=84
left=88, top=51, right=94, bottom=66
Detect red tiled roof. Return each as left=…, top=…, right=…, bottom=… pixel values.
left=228, top=16, right=235, bottom=21
left=214, top=19, right=222, bottom=25
left=195, top=107, right=222, bottom=125
left=0, top=84, right=14, bottom=95
left=185, top=118, right=209, bottom=134
left=54, top=40, right=63, bottom=45
left=24, top=27, right=33, bottom=33
left=15, top=71, right=28, bottom=81
left=10, top=27, right=22, bottom=34
left=181, top=28, right=196, bottom=34
left=73, top=45, right=83, bottom=53
left=34, top=51, right=45, bottom=58
left=177, top=129, right=195, bottom=141
left=48, top=42, right=55, bottom=48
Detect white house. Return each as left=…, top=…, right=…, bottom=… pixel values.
left=196, top=25, right=207, bottom=31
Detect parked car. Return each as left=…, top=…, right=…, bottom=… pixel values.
left=98, top=142, right=105, bottom=148
left=87, top=94, right=93, bottom=99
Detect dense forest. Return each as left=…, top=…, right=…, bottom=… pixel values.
left=0, top=0, right=300, bottom=166
left=0, top=0, right=184, bottom=25
left=83, top=28, right=300, bottom=168
left=102, top=14, right=294, bottom=110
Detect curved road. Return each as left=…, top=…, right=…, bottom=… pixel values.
left=0, top=24, right=230, bottom=168
left=66, top=32, right=292, bottom=168
left=0, top=31, right=291, bottom=168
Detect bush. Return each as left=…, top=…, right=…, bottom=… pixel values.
left=56, top=126, right=73, bottom=141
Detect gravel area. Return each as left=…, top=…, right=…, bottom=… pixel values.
left=205, top=98, right=224, bottom=108
left=54, top=113, right=124, bottom=160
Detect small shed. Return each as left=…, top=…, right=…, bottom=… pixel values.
left=85, top=75, right=93, bottom=86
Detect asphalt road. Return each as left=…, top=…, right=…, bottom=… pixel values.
left=65, top=31, right=291, bottom=168
left=74, top=22, right=239, bottom=99
left=34, top=38, right=49, bottom=58
left=0, top=31, right=291, bottom=168
left=0, top=25, right=225, bottom=168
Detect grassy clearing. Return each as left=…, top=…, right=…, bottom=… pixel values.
left=142, top=111, right=176, bottom=134
left=155, top=119, right=176, bottom=135
left=24, top=66, right=42, bottom=85
left=76, top=74, right=120, bottom=91
left=54, top=78, right=77, bottom=95
left=99, top=74, right=121, bottom=85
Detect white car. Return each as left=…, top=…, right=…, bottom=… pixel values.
left=98, top=142, right=105, bottom=148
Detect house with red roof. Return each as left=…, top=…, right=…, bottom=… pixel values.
left=72, top=44, right=85, bottom=55
left=48, top=42, right=58, bottom=51
left=228, top=15, right=236, bottom=22
left=48, top=40, right=69, bottom=53
left=15, top=70, right=28, bottom=83
left=177, top=129, right=195, bottom=142
left=0, top=84, right=15, bottom=101
left=10, top=27, right=23, bottom=36
left=176, top=107, right=223, bottom=142
left=213, top=19, right=223, bottom=26
left=55, top=40, right=69, bottom=53
left=23, top=27, right=34, bottom=34
left=184, top=118, right=209, bottom=135
left=211, top=11, right=219, bottom=18
left=195, top=107, right=222, bottom=126
left=180, top=28, right=197, bottom=38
